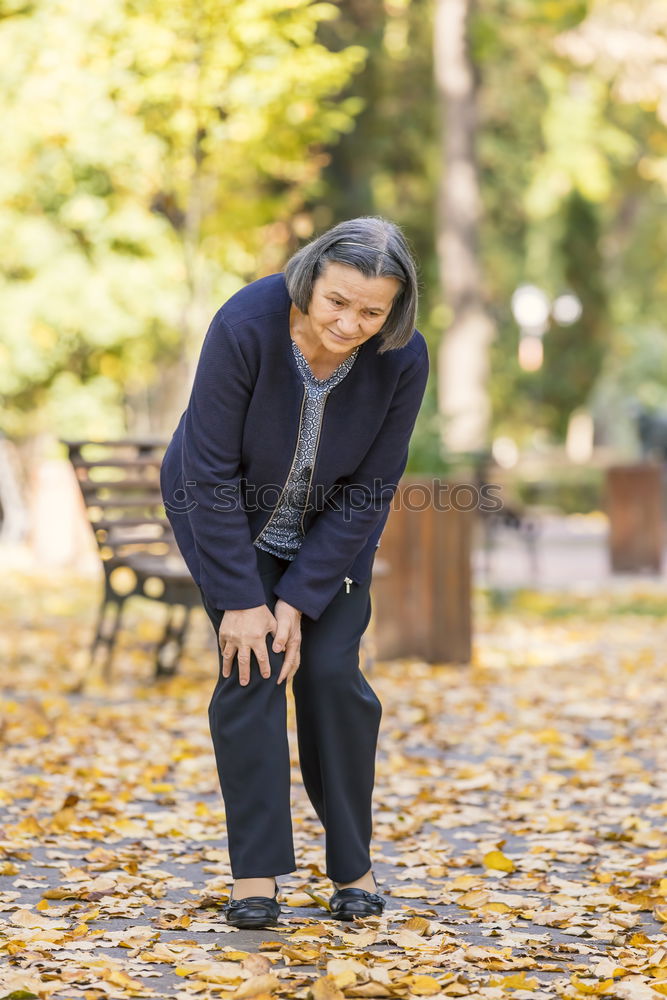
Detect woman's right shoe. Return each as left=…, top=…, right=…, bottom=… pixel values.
left=223, top=884, right=281, bottom=929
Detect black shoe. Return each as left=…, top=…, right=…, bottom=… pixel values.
left=224, top=883, right=281, bottom=929
left=328, top=874, right=386, bottom=921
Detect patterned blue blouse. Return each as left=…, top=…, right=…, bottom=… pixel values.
left=254, top=338, right=359, bottom=560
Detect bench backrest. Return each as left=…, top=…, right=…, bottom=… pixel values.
left=62, top=438, right=175, bottom=563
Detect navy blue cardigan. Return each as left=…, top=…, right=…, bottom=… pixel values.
left=160, top=272, right=429, bottom=621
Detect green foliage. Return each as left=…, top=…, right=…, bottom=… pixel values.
left=5, top=0, right=667, bottom=458
left=478, top=0, right=667, bottom=446
left=525, top=67, right=637, bottom=216
left=529, top=193, right=609, bottom=438
left=404, top=372, right=454, bottom=476
left=316, top=0, right=630, bottom=453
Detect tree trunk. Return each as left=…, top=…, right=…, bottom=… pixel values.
left=141, top=120, right=214, bottom=438
left=434, top=0, right=495, bottom=456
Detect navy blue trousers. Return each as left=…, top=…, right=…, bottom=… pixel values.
left=200, top=546, right=381, bottom=883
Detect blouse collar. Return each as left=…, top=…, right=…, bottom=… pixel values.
left=290, top=337, right=359, bottom=390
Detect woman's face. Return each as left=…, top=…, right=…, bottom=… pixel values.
left=305, top=261, right=401, bottom=354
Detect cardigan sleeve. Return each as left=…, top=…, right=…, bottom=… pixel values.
left=180, top=309, right=267, bottom=611
left=272, top=343, right=429, bottom=620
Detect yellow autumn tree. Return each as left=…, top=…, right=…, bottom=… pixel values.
left=0, top=0, right=366, bottom=437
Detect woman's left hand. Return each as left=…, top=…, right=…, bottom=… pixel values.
left=272, top=599, right=302, bottom=684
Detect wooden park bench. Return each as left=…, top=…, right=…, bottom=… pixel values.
left=63, top=438, right=202, bottom=677
left=470, top=451, right=540, bottom=581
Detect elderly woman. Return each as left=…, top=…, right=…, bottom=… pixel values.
left=160, top=216, right=429, bottom=928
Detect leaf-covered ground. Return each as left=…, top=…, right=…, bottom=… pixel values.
left=1, top=568, right=667, bottom=999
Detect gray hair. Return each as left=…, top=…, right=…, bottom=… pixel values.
left=284, top=216, right=419, bottom=353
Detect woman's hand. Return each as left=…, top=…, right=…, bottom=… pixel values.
left=218, top=605, right=278, bottom=686
left=272, top=599, right=302, bottom=685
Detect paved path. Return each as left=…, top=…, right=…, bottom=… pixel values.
left=1, top=551, right=667, bottom=997
left=474, top=512, right=667, bottom=591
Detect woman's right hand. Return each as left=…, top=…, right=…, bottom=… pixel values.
left=218, top=605, right=278, bottom=686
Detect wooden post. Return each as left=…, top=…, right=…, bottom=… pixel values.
left=605, top=463, right=663, bottom=573
left=370, top=477, right=472, bottom=664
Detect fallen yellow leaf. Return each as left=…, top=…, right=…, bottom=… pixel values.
left=456, top=889, right=490, bottom=908
left=10, top=909, right=62, bottom=929
left=491, top=972, right=538, bottom=990
left=403, top=915, right=431, bottom=934
left=570, top=975, right=615, bottom=994
left=284, top=891, right=318, bottom=907
left=449, top=875, right=482, bottom=890
left=400, top=974, right=442, bottom=995
left=483, top=850, right=515, bottom=873
left=234, top=974, right=281, bottom=998
left=242, top=954, right=273, bottom=975
left=480, top=901, right=513, bottom=914
left=309, top=976, right=345, bottom=1000
left=50, top=806, right=77, bottom=831
left=327, top=957, right=367, bottom=987
left=388, top=884, right=428, bottom=898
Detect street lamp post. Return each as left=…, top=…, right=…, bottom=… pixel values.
left=511, top=284, right=550, bottom=372
left=511, top=284, right=583, bottom=372
left=509, top=284, right=584, bottom=453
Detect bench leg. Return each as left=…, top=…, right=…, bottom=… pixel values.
left=481, top=516, right=497, bottom=582
left=91, top=584, right=126, bottom=679
left=155, top=604, right=191, bottom=677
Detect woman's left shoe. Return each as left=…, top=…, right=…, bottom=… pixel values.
left=328, top=873, right=386, bottom=921
left=223, top=883, right=281, bottom=929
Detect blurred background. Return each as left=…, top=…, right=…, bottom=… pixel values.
left=4, top=6, right=667, bottom=986
left=2, top=0, right=667, bottom=645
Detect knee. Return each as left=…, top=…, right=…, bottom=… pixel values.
left=295, top=652, right=355, bottom=693
left=295, top=655, right=381, bottom=715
